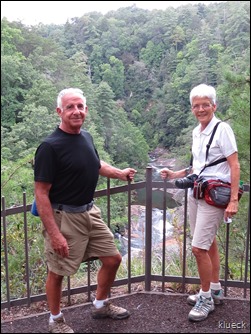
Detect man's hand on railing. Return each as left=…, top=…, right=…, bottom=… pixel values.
left=99, top=160, right=137, bottom=181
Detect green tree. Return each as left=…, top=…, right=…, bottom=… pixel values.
left=100, top=56, right=125, bottom=99
left=109, top=107, right=150, bottom=170
left=94, top=81, right=116, bottom=151
left=1, top=104, right=59, bottom=161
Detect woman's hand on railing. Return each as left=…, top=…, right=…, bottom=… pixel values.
left=160, top=168, right=172, bottom=180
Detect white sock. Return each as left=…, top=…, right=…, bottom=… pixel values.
left=49, top=312, right=63, bottom=323
left=200, top=289, right=211, bottom=299
left=210, top=282, right=221, bottom=291
left=93, top=298, right=107, bottom=309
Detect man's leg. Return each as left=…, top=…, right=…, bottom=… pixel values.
left=96, top=254, right=122, bottom=300
left=46, top=271, right=74, bottom=332
left=91, top=254, right=130, bottom=320
left=46, top=270, right=64, bottom=315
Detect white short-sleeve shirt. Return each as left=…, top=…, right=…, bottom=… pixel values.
left=192, top=115, right=237, bottom=183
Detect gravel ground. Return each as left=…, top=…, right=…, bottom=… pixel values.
left=1, top=292, right=250, bottom=333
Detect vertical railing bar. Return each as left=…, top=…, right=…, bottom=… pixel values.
left=87, top=261, right=92, bottom=302
left=23, top=192, right=31, bottom=306
left=161, top=179, right=167, bottom=291
left=67, top=276, right=71, bottom=305
left=2, top=196, right=11, bottom=310
left=107, top=178, right=111, bottom=228
left=145, top=167, right=152, bottom=291
left=181, top=189, right=188, bottom=293
left=243, top=196, right=250, bottom=298
left=106, top=177, right=111, bottom=298
left=127, top=180, right=132, bottom=293
left=224, top=223, right=230, bottom=297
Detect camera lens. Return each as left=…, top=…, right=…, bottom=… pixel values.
left=175, top=174, right=197, bottom=189
left=175, top=178, right=193, bottom=189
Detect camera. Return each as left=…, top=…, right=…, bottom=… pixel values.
left=175, top=173, right=198, bottom=189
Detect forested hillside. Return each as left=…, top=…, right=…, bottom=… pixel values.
left=1, top=1, right=250, bottom=205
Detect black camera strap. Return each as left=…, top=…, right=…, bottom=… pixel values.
left=190, top=121, right=227, bottom=176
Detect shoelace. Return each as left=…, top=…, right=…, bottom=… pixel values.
left=103, top=302, right=125, bottom=315
left=51, top=318, right=72, bottom=333
left=193, top=298, right=211, bottom=314
left=53, top=323, right=72, bottom=333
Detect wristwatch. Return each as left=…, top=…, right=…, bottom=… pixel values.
left=185, top=166, right=192, bottom=176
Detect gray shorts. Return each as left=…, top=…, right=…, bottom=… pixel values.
left=43, top=204, right=119, bottom=276
left=188, top=193, right=224, bottom=250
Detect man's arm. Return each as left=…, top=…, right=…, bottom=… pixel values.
left=35, top=181, right=69, bottom=258
left=99, top=160, right=137, bottom=181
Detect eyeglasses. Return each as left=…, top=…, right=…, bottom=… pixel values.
left=192, top=103, right=212, bottom=111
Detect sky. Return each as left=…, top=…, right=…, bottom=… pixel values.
left=1, top=1, right=226, bottom=26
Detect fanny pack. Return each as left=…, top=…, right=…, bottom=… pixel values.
left=31, top=199, right=39, bottom=216
left=203, top=180, right=243, bottom=208
left=193, top=178, right=243, bottom=208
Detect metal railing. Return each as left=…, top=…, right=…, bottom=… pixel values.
left=1, top=167, right=250, bottom=310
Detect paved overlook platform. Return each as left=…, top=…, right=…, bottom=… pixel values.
left=1, top=292, right=250, bottom=333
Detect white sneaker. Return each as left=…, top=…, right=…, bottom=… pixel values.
left=187, top=289, right=223, bottom=306
left=188, top=295, right=214, bottom=322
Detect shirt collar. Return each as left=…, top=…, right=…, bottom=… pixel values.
left=194, top=115, right=220, bottom=137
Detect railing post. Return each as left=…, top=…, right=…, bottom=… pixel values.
left=145, top=167, right=152, bottom=291
left=2, top=196, right=11, bottom=310
left=243, top=196, right=250, bottom=298
left=161, top=178, right=167, bottom=291
left=23, top=192, right=31, bottom=306
left=127, top=179, right=132, bottom=293
left=181, top=189, right=188, bottom=293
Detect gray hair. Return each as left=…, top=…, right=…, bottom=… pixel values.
left=57, top=88, right=86, bottom=108
left=189, top=84, right=216, bottom=105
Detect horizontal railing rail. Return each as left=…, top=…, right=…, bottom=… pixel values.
left=1, top=167, right=250, bottom=310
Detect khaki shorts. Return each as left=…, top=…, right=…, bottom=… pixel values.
left=188, top=193, right=224, bottom=250
left=43, top=204, right=119, bottom=276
